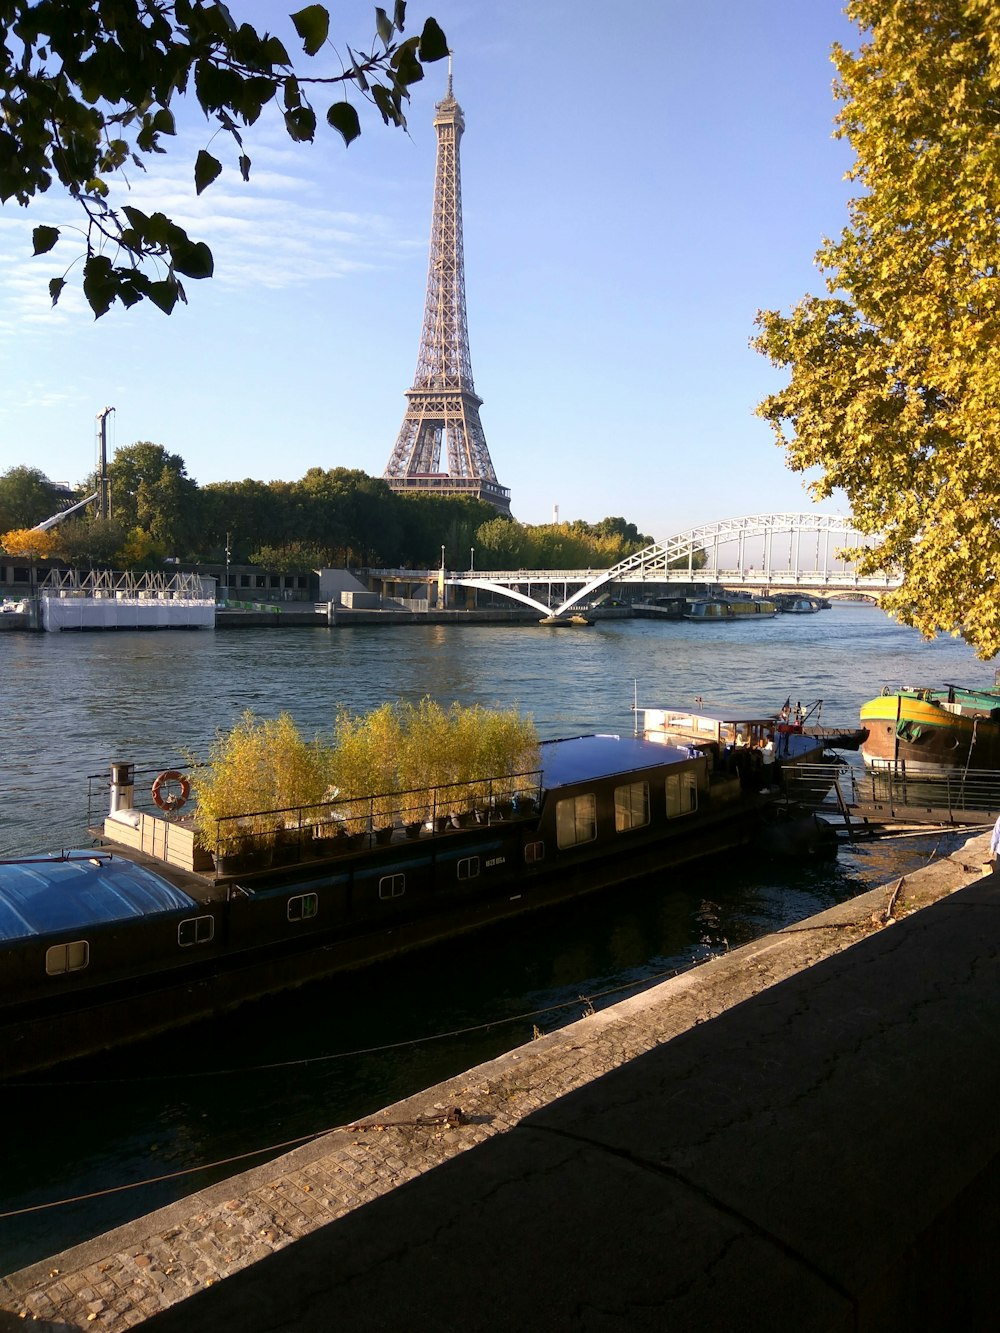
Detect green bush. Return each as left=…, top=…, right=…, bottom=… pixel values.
left=191, top=699, right=541, bottom=847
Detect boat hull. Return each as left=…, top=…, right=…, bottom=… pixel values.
left=860, top=691, right=1000, bottom=773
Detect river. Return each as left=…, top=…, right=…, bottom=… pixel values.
left=0, top=606, right=994, bottom=1271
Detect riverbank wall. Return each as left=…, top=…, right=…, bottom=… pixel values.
left=217, top=605, right=549, bottom=628
left=0, top=605, right=634, bottom=631
left=2, top=831, right=997, bottom=1331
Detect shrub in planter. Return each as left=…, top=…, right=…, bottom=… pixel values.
left=192, top=701, right=541, bottom=863
left=190, top=711, right=276, bottom=862
left=397, top=698, right=449, bottom=827
left=328, top=703, right=402, bottom=836
left=191, top=710, right=328, bottom=862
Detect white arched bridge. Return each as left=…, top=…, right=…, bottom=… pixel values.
left=432, top=513, right=897, bottom=619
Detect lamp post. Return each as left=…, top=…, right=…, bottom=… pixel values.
left=438, top=545, right=446, bottom=608
left=470, top=547, right=475, bottom=572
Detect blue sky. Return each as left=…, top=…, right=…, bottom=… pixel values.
left=0, top=0, right=860, bottom=542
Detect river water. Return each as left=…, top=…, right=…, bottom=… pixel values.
left=0, top=607, right=995, bottom=1271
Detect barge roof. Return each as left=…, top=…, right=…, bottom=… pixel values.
left=0, top=852, right=197, bottom=941
left=540, top=734, right=692, bottom=787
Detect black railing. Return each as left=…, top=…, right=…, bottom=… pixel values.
left=782, top=760, right=1000, bottom=822
left=86, top=761, right=197, bottom=828
left=210, top=769, right=544, bottom=871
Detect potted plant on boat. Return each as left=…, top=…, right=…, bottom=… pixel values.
left=263, top=712, right=329, bottom=862
left=327, top=703, right=404, bottom=844
left=397, top=698, right=449, bottom=833
left=190, top=711, right=279, bottom=871
left=191, top=711, right=330, bottom=869
left=395, top=730, right=428, bottom=837
left=471, top=706, right=541, bottom=820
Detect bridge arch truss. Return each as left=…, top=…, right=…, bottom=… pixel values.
left=446, top=514, right=894, bottom=618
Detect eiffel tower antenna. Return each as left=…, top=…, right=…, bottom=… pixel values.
left=383, top=63, right=511, bottom=514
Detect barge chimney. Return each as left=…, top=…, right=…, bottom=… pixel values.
left=109, top=761, right=135, bottom=814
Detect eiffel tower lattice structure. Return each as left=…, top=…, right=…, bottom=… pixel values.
left=383, top=70, right=511, bottom=515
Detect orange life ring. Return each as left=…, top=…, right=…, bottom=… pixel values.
left=152, top=770, right=191, bottom=812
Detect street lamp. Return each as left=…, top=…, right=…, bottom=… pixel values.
left=440, top=544, right=446, bottom=571
left=470, top=547, right=475, bottom=572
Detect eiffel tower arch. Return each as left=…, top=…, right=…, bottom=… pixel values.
left=383, top=68, right=511, bottom=515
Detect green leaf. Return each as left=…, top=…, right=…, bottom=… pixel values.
left=32, top=225, right=59, bottom=256
left=290, top=5, right=330, bottom=56
left=392, top=38, right=423, bottom=87
left=48, top=277, right=66, bottom=307
left=419, top=18, right=448, bottom=63
left=284, top=106, right=317, bottom=142
left=142, top=211, right=174, bottom=246
left=371, top=83, right=399, bottom=126
left=195, top=149, right=222, bottom=195
left=235, top=76, right=276, bottom=125
left=238, top=154, right=251, bottom=181
left=346, top=47, right=369, bottom=93
left=263, top=35, right=291, bottom=65
left=116, top=279, right=144, bottom=310
left=147, top=279, right=180, bottom=315
left=327, top=101, right=361, bottom=146
left=122, top=205, right=150, bottom=231
left=393, top=1, right=407, bottom=31
left=82, top=255, right=118, bottom=318
left=375, top=8, right=393, bottom=45
left=170, top=240, right=214, bottom=280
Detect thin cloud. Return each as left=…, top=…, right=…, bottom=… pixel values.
left=0, top=119, right=422, bottom=332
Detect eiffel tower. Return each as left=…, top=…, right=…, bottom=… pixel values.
left=383, top=68, right=511, bottom=515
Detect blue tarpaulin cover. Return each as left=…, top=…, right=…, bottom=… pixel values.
left=0, top=853, right=197, bottom=941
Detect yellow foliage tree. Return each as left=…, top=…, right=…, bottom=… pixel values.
left=1, top=527, right=58, bottom=560
left=753, top=0, right=1000, bottom=658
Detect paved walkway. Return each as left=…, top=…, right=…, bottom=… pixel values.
left=0, top=832, right=994, bottom=1331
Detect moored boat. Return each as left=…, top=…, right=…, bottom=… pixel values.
left=773, top=594, right=822, bottom=614
left=636, top=701, right=827, bottom=775
left=631, top=596, right=687, bottom=619
left=0, top=732, right=774, bottom=1078
left=684, top=594, right=778, bottom=621
left=859, top=680, right=1000, bottom=773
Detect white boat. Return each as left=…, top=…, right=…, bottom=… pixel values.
left=636, top=702, right=825, bottom=770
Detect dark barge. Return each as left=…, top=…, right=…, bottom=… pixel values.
left=0, top=734, right=766, bottom=1079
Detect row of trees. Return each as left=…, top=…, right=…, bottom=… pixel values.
left=0, top=454, right=654, bottom=572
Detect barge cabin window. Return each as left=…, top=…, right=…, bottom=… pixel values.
left=46, top=940, right=89, bottom=975
left=556, top=793, right=597, bottom=849
left=287, top=893, right=318, bottom=922
left=457, top=857, right=480, bottom=880
left=614, top=781, right=650, bottom=832
left=524, top=840, right=545, bottom=863
left=666, top=772, right=698, bottom=818
left=178, top=915, right=215, bottom=946
left=379, top=874, right=405, bottom=899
